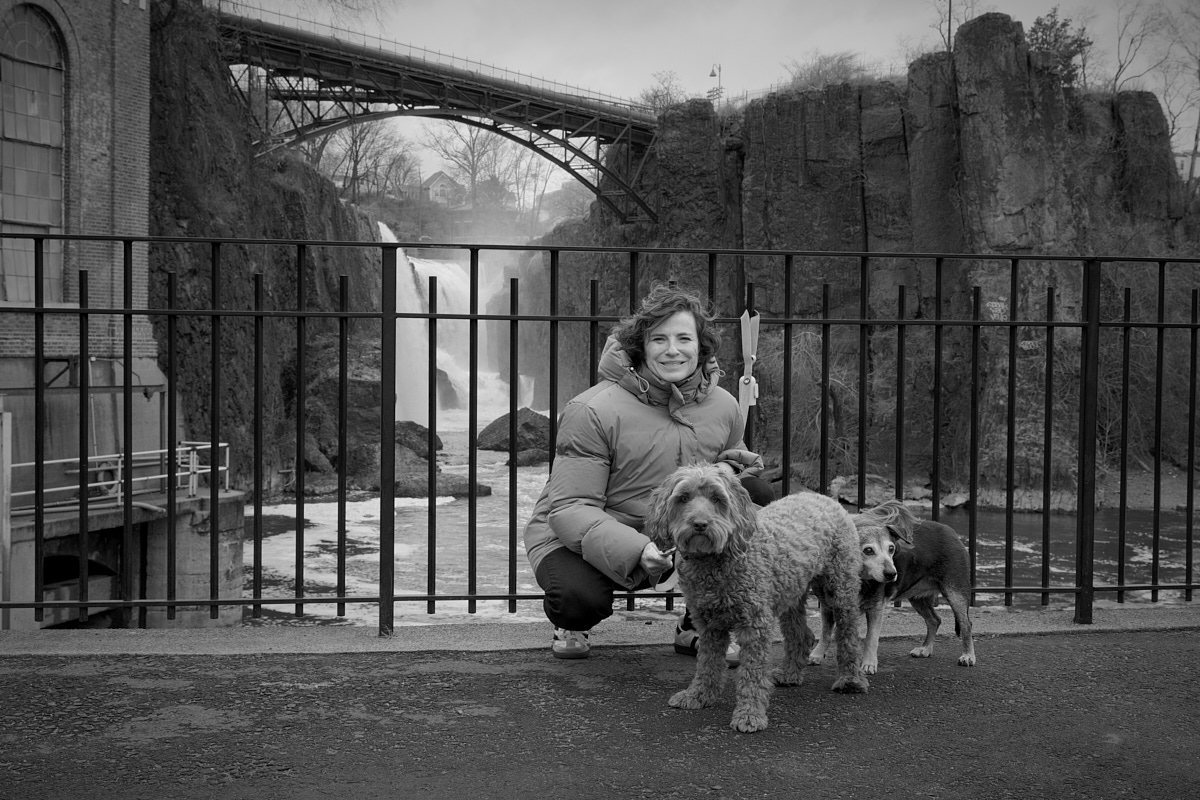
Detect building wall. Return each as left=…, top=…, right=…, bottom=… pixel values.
left=0, top=0, right=162, bottom=469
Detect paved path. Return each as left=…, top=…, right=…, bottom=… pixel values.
left=2, top=605, right=1198, bottom=800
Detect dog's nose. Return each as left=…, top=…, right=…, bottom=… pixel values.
left=885, top=569, right=897, bottom=582
left=691, top=521, right=708, bottom=533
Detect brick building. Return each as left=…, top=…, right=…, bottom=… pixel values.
left=0, top=0, right=163, bottom=490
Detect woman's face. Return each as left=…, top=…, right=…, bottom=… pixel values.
left=643, top=311, right=700, bottom=384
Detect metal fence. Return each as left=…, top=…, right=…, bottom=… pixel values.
left=0, top=235, right=1197, bottom=634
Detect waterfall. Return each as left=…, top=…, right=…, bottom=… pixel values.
left=378, top=223, right=532, bottom=426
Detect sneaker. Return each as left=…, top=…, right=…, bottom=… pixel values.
left=673, top=623, right=741, bottom=667
left=551, top=628, right=591, bottom=659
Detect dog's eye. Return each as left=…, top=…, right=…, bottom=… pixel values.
left=675, top=492, right=690, bottom=504
left=887, top=544, right=896, bottom=555
left=863, top=546, right=875, bottom=556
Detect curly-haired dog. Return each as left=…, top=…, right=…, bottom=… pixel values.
left=645, top=464, right=868, bottom=733
left=809, top=499, right=977, bottom=673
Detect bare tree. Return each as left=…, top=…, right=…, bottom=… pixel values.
left=1164, top=0, right=1200, bottom=195
left=323, top=118, right=409, bottom=204
left=421, top=122, right=507, bottom=207
left=783, top=51, right=879, bottom=90
left=637, top=70, right=689, bottom=113
left=1110, top=0, right=1172, bottom=93
left=924, top=0, right=993, bottom=51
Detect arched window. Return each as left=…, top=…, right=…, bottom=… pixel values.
left=0, top=4, right=64, bottom=303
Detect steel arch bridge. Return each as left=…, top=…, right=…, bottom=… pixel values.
left=215, top=10, right=660, bottom=223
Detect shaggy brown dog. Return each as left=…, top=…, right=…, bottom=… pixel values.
left=645, top=465, right=868, bottom=733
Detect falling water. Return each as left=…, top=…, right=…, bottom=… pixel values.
left=378, top=223, right=533, bottom=426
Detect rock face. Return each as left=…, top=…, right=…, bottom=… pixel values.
left=149, top=3, right=463, bottom=500
left=507, top=12, right=1197, bottom=500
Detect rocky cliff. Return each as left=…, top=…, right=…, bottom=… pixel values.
left=507, top=13, right=1197, bottom=499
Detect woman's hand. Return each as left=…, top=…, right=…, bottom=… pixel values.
left=640, top=541, right=675, bottom=576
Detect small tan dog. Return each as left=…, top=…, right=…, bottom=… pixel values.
left=810, top=499, right=977, bottom=673
left=645, top=465, right=868, bottom=733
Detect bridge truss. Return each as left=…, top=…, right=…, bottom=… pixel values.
left=216, top=13, right=659, bottom=223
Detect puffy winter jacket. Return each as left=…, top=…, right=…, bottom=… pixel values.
left=523, top=336, right=763, bottom=590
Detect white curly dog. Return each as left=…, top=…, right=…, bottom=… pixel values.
left=645, top=464, right=868, bottom=733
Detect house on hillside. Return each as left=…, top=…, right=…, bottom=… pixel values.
left=423, top=171, right=465, bottom=206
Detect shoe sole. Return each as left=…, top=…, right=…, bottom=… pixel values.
left=552, top=648, right=590, bottom=660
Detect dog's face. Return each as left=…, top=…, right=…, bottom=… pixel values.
left=857, top=524, right=900, bottom=583
left=644, top=464, right=756, bottom=559
left=851, top=499, right=917, bottom=584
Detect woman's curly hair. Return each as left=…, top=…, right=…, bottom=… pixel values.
left=611, top=283, right=722, bottom=369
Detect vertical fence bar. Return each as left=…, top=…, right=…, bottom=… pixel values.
left=33, top=239, right=45, bottom=622
left=969, top=287, right=981, bottom=592
left=781, top=254, right=793, bottom=498
left=589, top=281, right=599, bottom=384
left=209, top=242, right=222, bottom=619
left=468, top=248, right=480, bottom=615
left=548, top=250, right=560, bottom=464
left=1041, top=288, right=1055, bottom=605
left=508, top=278, right=519, bottom=614
left=337, top=275, right=349, bottom=617
left=895, top=286, right=905, bottom=499
left=707, top=251, right=717, bottom=300
left=932, top=258, right=944, bottom=522
left=378, top=244, right=399, bottom=637
left=166, top=272, right=178, bottom=620
left=820, top=284, right=831, bottom=498
left=856, top=256, right=869, bottom=508
left=1005, top=260, right=1018, bottom=606
left=121, top=240, right=136, bottom=627
left=1188, top=290, right=1198, bottom=602
left=77, top=269, right=90, bottom=623
left=628, top=251, right=639, bottom=310
left=252, top=273, right=264, bottom=617
left=427, top=276, right=438, bottom=615
left=1151, top=261, right=1166, bottom=602
left=293, top=243, right=306, bottom=617
left=1118, top=289, right=1132, bottom=603
left=1075, top=259, right=1102, bottom=624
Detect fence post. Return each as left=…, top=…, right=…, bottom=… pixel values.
left=1075, top=259, right=1102, bottom=624
left=1, top=401, right=10, bottom=630
left=378, top=245, right=399, bottom=637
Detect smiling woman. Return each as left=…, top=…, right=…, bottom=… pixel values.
left=521, top=282, right=775, bottom=660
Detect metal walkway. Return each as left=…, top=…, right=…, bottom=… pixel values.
left=213, top=3, right=659, bottom=222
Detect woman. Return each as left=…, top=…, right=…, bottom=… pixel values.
left=523, top=283, right=774, bottom=659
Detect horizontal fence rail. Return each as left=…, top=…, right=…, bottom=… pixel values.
left=0, top=233, right=1197, bottom=635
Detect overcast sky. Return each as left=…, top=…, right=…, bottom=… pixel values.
left=253, top=0, right=1130, bottom=101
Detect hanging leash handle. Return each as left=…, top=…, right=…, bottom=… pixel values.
left=738, top=309, right=760, bottom=422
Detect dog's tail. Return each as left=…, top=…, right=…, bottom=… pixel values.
left=851, top=498, right=918, bottom=544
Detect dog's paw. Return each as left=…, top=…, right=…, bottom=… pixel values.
left=729, top=707, right=769, bottom=733
left=862, top=657, right=879, bottom=675
left=669, top=689, right=712, bottom=710
left=831, top=675, right=870, bottom=694
left=910, top=645, right=934, bottom=659
left=771, top=666, right=805, bottom=687
left=958, top=652, right=977, bottom=667
left=806, top=648, right=826, bottom=665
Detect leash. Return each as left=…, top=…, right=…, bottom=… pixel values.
left=738, top=308, right=760, bottom=432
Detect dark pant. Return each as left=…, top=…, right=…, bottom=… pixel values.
left=535, top=474, right=775, bottom=631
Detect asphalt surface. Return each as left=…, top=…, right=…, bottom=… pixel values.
left=2, top=604, right=1198, bottom=800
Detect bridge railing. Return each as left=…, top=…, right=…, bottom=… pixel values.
left=0, top=234, right=1197, bottom=634
left=207, top=0, right=652, bottom=113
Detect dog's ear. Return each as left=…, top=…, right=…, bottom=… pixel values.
left=881, top=499, right=917, bottom=545
left=722, top=470, right=758, bottom=557
left=644, top=471, right=682, bottom=548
